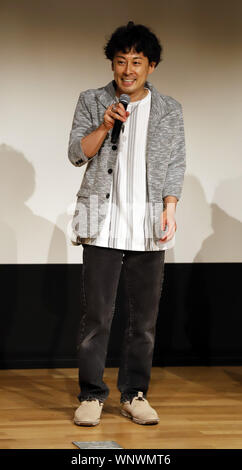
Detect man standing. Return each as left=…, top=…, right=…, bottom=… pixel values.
left=68, top=21, right=186, bottom=426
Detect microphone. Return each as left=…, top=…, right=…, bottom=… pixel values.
left=111, top=94, right=130, bottom=144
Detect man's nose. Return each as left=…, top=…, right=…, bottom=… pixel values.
left=124, top=62, right=133, bottom=75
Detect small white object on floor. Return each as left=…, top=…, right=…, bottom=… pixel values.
left=72, top=441, right=123, bottom=449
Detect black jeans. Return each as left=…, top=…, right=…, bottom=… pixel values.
left=77, top=243, right=165, bottom=405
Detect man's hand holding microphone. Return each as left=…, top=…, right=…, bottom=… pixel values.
left=102, top=101, right=130, bottom=131
left=80, top=96, right=130, bottom=158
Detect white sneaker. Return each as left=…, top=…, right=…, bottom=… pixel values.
left=74, top=399, right=104, bottom=426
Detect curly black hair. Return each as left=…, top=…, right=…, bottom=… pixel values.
left=104, top=21, right=163, bottom=68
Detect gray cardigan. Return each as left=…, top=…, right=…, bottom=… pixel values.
left=68, top=79, right=186, bottom=245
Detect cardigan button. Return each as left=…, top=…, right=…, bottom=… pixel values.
left=108, top=168, right=112, bottom=174
left=106, top=193, right=110, bottom=199
left=112, top=145, right=117, bottom=150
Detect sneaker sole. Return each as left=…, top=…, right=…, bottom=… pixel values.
left=120, top=409, right=159, bottom=425
left=74, top=419, right=100, bottom=426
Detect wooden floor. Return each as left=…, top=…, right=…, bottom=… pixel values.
left=0, top=366, right=242, bottom=449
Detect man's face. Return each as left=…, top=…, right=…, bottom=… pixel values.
left=111, top=48, right=156, bottom=100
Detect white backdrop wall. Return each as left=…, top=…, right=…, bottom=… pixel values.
left=0, top=0, right=241, bottom=264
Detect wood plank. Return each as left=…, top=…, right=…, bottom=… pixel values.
left=0, top=366, right=242, bottom=449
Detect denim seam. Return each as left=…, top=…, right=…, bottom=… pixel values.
left=77, top=254, right=88, bottom=349
left=122, top=263, right=135, bottom=394
left=151, top=255, right=165, bottom=338
left=159, top=254, right=165, bottom=295
left=152, top=255, right=165, bottom=333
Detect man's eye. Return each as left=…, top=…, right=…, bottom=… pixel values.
left=117, top=60, right=141, bottom=65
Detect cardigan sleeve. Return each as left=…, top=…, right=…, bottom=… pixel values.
left=68, top=92, right=98, bottom=167
left=162, top=103, right=186, bottom=201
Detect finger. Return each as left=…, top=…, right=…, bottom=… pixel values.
left=160, top=225, right=169, bottom=241
left=105, top=107, right=117, bottom=122
left=115, top=105, right=127, bottom=118
left=104, top=114, right=115, bottom=129
left=106, top=107, right=115, bottom=120
left=112, top=103, right=126, bottom=118
left=104, top=117, right=114, bottom=127
left=110, top=109, right=126, bottom=121
left=116, top=102, right=126, bottom=113
left=160, top=227, right=175, bottom=241
left=160, top=222, right=176, bottom=241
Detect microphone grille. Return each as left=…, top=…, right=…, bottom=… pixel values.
left=120, top=94, right=130, bottom=105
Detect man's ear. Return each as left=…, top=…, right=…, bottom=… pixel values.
left=148, top=61, right=156, bottom=74
left=111, top=61, right=114, bottom=71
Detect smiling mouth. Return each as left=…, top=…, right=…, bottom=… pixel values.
left=122, top=79, right=136, bottom=83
